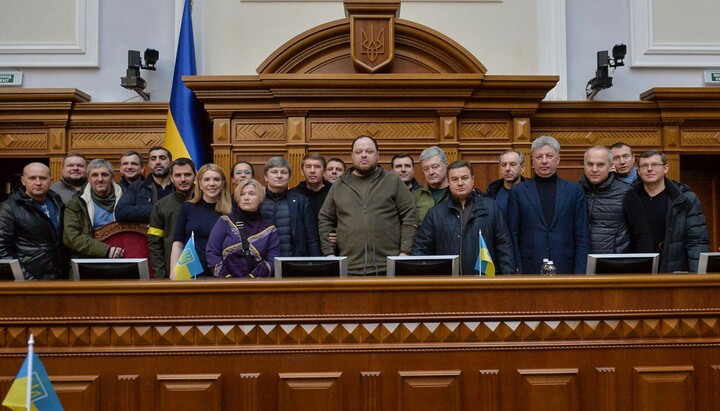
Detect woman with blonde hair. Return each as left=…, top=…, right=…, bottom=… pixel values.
left=170, top=163, right=232, bottom=278
left=206, top=179, right=279, bottom=277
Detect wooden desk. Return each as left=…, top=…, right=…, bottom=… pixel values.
left=1, top=275, right=719, bottom=411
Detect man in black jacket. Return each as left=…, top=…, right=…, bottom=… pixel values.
left=261, top=157, right=321, bottom=257
left=0, top=163, right=68, bottom=279
left=290, top=152, right=331, bottom=219
left=413, top=160, right=515, bottom=275
left=115, top=146, right=174, bottom=223
left=580, top=146, right=653, bottom=254
left=635, top=150, right=709, bottom=272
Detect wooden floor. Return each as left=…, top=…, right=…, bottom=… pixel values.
left=0, top=275, right=719, bottom=410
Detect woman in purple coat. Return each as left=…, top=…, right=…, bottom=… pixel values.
left=207, top=179, right=279, bottom=278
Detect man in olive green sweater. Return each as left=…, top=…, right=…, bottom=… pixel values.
left=318, top=136, right=418, bottom=275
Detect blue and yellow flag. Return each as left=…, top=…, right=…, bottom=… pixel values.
left=474, top=230, right=495, bottom=276
left=164, top=0, right=206, bottom=167
left=174, top=233, right=203, bottom=280
left=2, top=352, right=63, bottom=411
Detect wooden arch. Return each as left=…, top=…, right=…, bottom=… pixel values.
left=257, top=18, right=487, bottom=75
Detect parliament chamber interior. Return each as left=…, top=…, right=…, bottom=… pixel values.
left=1, top=0, right=720, bottom=409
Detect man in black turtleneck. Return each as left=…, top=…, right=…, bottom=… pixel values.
left=260, top=157, right=321, bottom=257
left=507, top=136, right=589, bottom=274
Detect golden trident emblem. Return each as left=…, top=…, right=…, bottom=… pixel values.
left=361, top=24, right=385, bottom=63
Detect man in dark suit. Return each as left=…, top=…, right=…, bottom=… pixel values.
left=508, top=136, right=589, bottom=274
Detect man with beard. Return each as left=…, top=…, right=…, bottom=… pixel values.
left=115, top=146, right=173, bottom=223
left=290, top=152, right=332, bottom=219
left=118, top=150, right=144, bottom=189
left=50, top=152, right=87, bottom=204
left=0, top=162, right=69, bottom=279
left=390, top=154, right=420, bottom=191
left=63, top=159, right=125, bottom=258
left=484, top=150, right=526, bottom=218
left=318, top=136, right=417, bottom=275
left=147, top=158, right=196, bottom=278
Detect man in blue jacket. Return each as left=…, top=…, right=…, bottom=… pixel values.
left=508, top=136, right=590, bottom=274
left=412, top=160, right=515, bottom=275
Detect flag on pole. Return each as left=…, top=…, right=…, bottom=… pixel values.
left=164, top=0, right=206, bottom=167
left=2, top=335, right=63, bottom=411
left=174, top=232, right=203, bottom=280
left=474, top=229, right=495, bottom=276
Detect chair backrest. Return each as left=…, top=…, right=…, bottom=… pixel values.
left=94, top=222, right=154, bottom=278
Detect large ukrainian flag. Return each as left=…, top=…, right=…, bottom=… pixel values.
left=2, top=352, right=63, bottom=411
left=164, top=0, right=206, bottom=166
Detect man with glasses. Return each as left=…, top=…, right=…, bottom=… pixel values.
left=634, top=150, right=708, bottom=272
left=610, top=142, right=638, bottom=185
left=508, top=136, right=589, bottom=274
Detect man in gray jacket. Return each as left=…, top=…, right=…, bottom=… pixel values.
left=318, top=136, right=418, bottom=275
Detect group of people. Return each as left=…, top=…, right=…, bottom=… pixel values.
left=0, top=135, right=710, bottom=280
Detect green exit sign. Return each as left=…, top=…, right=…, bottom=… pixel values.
left=0, top=72, right=22, bottom=86
left=704, top=70, right=720, bottom=85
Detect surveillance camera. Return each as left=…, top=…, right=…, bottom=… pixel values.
left=143, top=49, right=159, bottom=71
left=612, top=44, right=627, bottom=66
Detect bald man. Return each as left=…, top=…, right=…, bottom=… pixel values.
left=0, top=163, right=69, bottom=279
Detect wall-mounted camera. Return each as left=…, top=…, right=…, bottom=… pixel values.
left=586, top=44, right=626, bottom=100
left=120, top=49, right=159, bottom=101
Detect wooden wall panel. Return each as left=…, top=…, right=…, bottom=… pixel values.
left=278, top=372, right=342, bottom=411
left=478, top=369, right=500, bottom=411
left=517, top=369, right=579, bottom=411
left=156, top=374, right=222, bottom=411
left=54, top=375, right=100, bottom=411
left=633, top=366, right=694, bottom=411
left=398, top=370, right=461, bottom=411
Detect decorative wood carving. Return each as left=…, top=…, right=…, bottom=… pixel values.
left=596, top=367, right=616, bottom=411
left=239, top=373, right=260, bottom=411
left=478, top=369, right=499, bottom=411
left=0, top=277, right=717, bottom=409
left=360, top=371, right=381, bottom=411
left=234, top=122, right=285, bottom=142
left=117, top=374, right=140, bottom=411
left=0, top=132, right=47, bottom=150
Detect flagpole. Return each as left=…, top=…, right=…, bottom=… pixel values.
left=26, top=333, right=34, bottom=410
left=478, top=229, right=482, bottom=275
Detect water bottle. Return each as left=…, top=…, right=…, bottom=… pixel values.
left=541, top=258, right=549, bottom=275
left=543, top=260, right=557, bottom=276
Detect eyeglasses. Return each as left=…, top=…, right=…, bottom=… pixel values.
left=234, top=170, right=252, bottom=175
left=638, top=163, right=665, bottom=171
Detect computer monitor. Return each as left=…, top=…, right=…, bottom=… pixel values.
left=386, top=255, right=460, bottom=277
left=586, top=253, right=659, bottom=275
left=71, top=258, right=150, bottom=280
left=0, top=259, right=24, bottom=281
left=698, top=252, right=720, bottom=274
left=274, top=257, right=348, bottom=278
